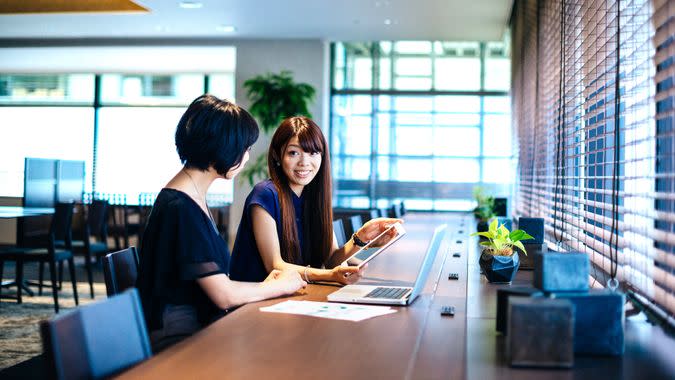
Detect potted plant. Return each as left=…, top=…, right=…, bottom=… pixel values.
left=239, top=70, right=316, bottom=186
left=473, top=186, right=495, bottom=233
left=471, top=219, right=534, bottom=283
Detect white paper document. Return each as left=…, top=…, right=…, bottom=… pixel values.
left=259, top=300, right=397, bottom=322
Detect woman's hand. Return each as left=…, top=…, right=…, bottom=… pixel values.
left=331, top=264, right=367, bottom=285
left=355, top=218, right=404, bottom=244
left=265, top=268, right=307, bottom=294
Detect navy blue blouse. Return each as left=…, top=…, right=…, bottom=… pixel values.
left=136, top=189, right=230, bottom=337
left=230, top=179, right=307, bottom=282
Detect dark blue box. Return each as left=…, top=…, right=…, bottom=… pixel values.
left=508, top=297, right=575, bottom=368
left=514, top=243, right=547, bottom=270
left=495, top=217, right=512, bottom=231
left=534, top=252, right=589, bottom=292
left=554, top=290, right=625, bottom=355
left=496, top=287, right=543, bottom=334
left=517, top=217, right=545, bottom=244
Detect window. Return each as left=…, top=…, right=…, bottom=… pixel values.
left=330, top=41, right=512, bottom=211
left=0, top=72, right=235, bottom=203
left=512, top=0, right=675, bottom=321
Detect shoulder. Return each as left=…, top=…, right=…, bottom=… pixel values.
left=153, top=189, right=199, bottom=218
left=248, top=179, right=279, bottom=204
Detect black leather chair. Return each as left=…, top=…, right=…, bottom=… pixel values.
left=347, top=215, right=363, bottom=238
left=0, top=202, right=78, bottom=313
left=40, top=288, right=152, bottom=380
left=333, top=219, right=347, bottom=247
left=102, top=247, right=139, bottom=297
left=390, top=203, right=402, bottom=219
left=52, top=200, right=109, bottom=299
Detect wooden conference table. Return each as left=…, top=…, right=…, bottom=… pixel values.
left=117, top=213, right=675, bottom=380
left=117, top=213, right=469, bottom=380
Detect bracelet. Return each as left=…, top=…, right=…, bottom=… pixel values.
left=303, top=265, right=312, bottom=283
left=352, top=233, right=368, bottom=247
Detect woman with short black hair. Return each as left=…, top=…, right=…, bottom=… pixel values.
left=137, top=95, right=306, bottom=352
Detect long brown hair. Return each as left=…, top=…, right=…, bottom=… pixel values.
left=268, top=117, right=333, bottom=267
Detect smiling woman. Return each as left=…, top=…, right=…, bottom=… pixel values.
left=230, top=116, right=402, bottom=285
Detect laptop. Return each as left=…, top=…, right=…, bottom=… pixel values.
left=327, top=224, right=447, bottom=306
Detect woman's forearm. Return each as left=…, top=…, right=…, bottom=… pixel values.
left=272, top=260, right=336, bottom=282
left=325, top=238, right=359, bottom=268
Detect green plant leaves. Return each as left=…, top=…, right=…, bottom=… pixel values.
left=238, top=153, right=268, bottom=186
left=243, top=70, right=316, bottom=134
left=512, top=240, right=527, bottom=255
left=471, top=221, right=533, bottom=256
left=240, top=71, right=316, bottom=186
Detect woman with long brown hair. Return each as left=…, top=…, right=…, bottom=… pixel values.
left=230, top=116, right=401, bottom=284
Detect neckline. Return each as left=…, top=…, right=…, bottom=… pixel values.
left=162, top=188, right=219, bottom=232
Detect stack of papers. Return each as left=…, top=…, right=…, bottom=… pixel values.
left=260, top=300, right=397, bottom=322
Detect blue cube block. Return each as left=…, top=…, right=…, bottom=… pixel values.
left=496, top=287, right=543, bottom=334
left=515, top=242, right=547, bottom=270
left=534, top=252, right=589, bottom=292
left=554, top=290, right=625, bottom=355
left=496, top=217, right=512, bottom=231
left=518, top=217, right=545, bottom=244
left=508, top=297, right=575, bottom=368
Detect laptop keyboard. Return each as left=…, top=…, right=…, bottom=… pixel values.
left=364, top=287, right=409, bottom=299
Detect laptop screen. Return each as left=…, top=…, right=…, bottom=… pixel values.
left=408, top=224, right=447, bottom=302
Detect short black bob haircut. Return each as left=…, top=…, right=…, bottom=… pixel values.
left=175, top=94, right=259, bottom=176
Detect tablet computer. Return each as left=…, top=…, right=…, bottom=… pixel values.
left=342, top=222, right=406, bottom=268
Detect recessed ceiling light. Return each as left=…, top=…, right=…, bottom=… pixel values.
left=384, top=19, right=392, bottom=25
left=179, top=1, right=203, bottom=9
left=216, top=25, right=236, bottom=33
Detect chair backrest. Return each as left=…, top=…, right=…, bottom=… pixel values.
left=390, top=203, right=402, bottom=219
left=102, top=247, right=139, bottom=297
left=40, top=288, right=152, bottom=380
left=87, top=200, right=109, bottom=242
left=333, top=219, right=347, bottom=247
left=51, top=202, right=74, bottom=250
left=368, top=209, right=380, bottom=221
left=348, top=215, right=363, bottom=238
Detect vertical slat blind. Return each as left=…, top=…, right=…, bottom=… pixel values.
left=512, top=0, right=675, bottom=318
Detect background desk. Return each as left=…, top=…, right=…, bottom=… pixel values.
left=0, top=207, right=54, bottom=219
left=116, top=213, right=675, bottom=380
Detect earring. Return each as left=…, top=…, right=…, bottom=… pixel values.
left=276, top=161, right=280, bottom=166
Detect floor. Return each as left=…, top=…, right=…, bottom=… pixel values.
left=0, top=257, right=106, bottom=370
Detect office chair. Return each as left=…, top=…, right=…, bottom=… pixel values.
left=347, top=215, right=363, bottom=238
left=0, top=202, right=78, bottom=313
left=333, top=219, right=347, bottom=247
left=40, top=288, right=152, bottom=380
left=53, top=199, right=110, bottom=299
left=390, top=203, right=402, bottom=219
left=102, top=247, right=139, bottom=297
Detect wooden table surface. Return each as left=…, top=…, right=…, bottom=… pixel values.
left=116, top=212, right=675, bottom=380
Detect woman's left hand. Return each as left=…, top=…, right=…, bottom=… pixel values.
left=332, top=264, right=367, bottom=285
left=355, top=217, right=404, bottom=243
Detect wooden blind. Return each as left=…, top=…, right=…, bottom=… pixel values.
left=512, top=0, right=675, bottom=318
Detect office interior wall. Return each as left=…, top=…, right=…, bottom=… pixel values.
left=228, top=39, right=328, bottom=246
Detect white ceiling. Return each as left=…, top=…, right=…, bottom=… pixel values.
left=0, top=0, right=513, bottom=41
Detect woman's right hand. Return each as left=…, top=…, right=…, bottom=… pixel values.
left=265, top=268, right=307, bottom=295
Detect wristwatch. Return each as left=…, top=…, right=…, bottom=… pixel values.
left=352, top=233, right=368, bottom=247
